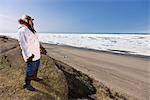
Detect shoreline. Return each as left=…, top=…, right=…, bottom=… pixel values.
left=0, top=33, right=150, bottom=57
left=43, top=42, right=150, bottom=59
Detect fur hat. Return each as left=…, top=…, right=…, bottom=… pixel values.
left=20, top=15, right=34, bottom=22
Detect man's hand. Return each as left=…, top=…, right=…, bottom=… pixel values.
left=27, top=54, right=34, bottom=62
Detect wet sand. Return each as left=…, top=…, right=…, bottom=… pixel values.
left=44, top=44, right=150, bottom=100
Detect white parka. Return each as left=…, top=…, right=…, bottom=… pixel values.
left=18, top=24, right=41, bottom=62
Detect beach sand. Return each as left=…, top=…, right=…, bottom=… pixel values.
left=43, top=44, right=150, bottom=100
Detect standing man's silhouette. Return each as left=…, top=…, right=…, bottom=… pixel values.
left=18, top=15, right=47, bottom=91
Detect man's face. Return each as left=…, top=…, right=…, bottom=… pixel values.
left=28, top=19, right=34, bottom=27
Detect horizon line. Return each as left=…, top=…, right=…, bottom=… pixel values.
left=0, top=32, right=150, bottom=34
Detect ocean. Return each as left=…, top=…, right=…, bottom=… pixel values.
left=0, top=33, right=150, bottom=57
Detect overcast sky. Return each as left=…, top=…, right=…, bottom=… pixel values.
left=0, top=0, right=149, bottom=33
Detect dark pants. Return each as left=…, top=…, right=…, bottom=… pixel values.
left=25, top=59, right=40, bottom=85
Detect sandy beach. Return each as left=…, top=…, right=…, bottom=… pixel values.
left=43, top=44, right=150, bottom=100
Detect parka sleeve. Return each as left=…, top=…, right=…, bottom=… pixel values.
left=19, top=30, right=32, bottom=58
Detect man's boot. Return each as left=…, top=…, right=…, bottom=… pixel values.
left=23, top=77, right=36, bottom=91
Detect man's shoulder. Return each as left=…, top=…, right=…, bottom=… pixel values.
left=18, top=25, right=29, bottom=33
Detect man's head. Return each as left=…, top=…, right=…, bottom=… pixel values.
left=19, top=15, right=34, bottom=27
left=18, top=15, right=36, bottom=33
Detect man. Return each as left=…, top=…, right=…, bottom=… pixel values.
left=18, top=15, right=47, bottom=91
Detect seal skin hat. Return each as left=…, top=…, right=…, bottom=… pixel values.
left=20, top=15, right=34, bottom=22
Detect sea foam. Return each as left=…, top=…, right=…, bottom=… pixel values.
left=0, top=33, right=150, bottom=56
